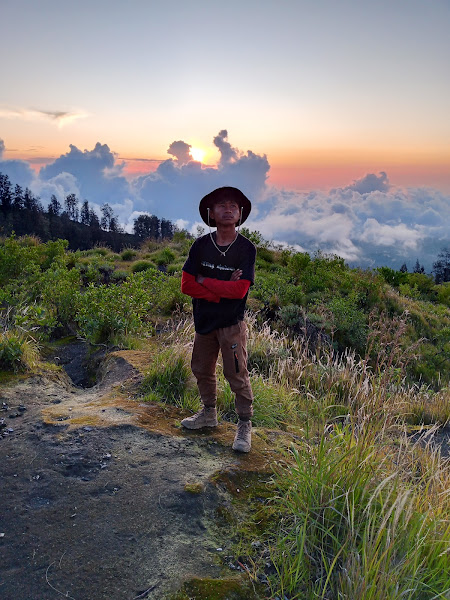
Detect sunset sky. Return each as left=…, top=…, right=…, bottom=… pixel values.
left=0, top=0, right=449, bottom=268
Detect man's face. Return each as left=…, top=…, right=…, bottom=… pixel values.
left=210, top=197, right=241, bottom=225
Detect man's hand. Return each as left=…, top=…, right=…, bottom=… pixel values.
left=230, top=269, right=242, bottom=281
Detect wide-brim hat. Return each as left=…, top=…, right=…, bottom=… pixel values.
left=199, top=186, right=251, bottom=227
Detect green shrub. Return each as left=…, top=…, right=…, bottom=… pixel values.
left=0, top=330, right=40, bottom=372
left=288, top=251, right=311, bottom=281
left=328, top=295, right=368, bottom=352
left=111, top=269, right=129, bottom=283
left=399, top=282, right=421, bottom=299
left=11, top=303, right=57, bottom=339
left=121, top=249, right=137, bottom=261
left=166, top=262, right=184, bottom=275
left=0, top=234, right=40, bottom=287
left=91, top=247, right=110, bottom=256
left=131, top=260, right=155, bottom=273
left=239, top=228, right=267, bottom=246
left=154, top=247, right=176, bottom=266
left=76, top=282, right=149, bottom=344
left=377, top=266, right=408, bottom=287
left=38, top=265, right=81, bottom=329
left=257, top=247, right=275, bottom=263
left=75, top=270, right=186, bottom=344
left=435, top=281, right=450, bottom=306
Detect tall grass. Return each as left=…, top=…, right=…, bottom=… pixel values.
left=141, top=313, right=449, bottom=599
left=268, top=423, right=450, bottom=599
left=0, top=305, right=41, bottom=372
left=152, top=312, right=449, bottom=428
left=140, top=345, right=200, bottom=412
left=240, top=310, right=450, bottom=599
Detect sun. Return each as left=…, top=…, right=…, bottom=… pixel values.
left=190, top=147, right=206, bottom=163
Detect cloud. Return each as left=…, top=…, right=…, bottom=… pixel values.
left=32, top=172, right=80, bottom=204
left=246, top=189, right=362, bottom=262
left=246, top=180, right=449, bottom=269
left=40, top=142, right=131, bottom=205
left=0, top=138, right=35, bottom=188
left=0, top=107, right=88, bottom=128
left=359, top=218, right=422, bottom=249
left=167, top=140, right=192, bottom=165
left=133, top=130, right=270, bottom=222
left=213, top=129, right=238, bottom=165
left=0, top=132, right=448, bottom=271
left=340, top=171, right=390, bottom=194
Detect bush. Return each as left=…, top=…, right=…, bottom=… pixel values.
left=0, top=234, right=40, bottom=287
left=121, top=249, right=137, bottom=261
left=154, top=247, right=176, bottom=266
left=111, top=269, right=129, bottom=283
left=288, top=251, right=311, bottom=281
left=75, top=270, right=187, bottom=344
left=131, top=260, right=155, bottom=273
left=377, top=266, right=408, bottom=287
left=91, top=247, right=110, bottom=256
left=38, top=265, right=81, bottom=330
left=0, top=330, right=40, bottom=372
left=328, top=295, right=368, bottom=352
left=436, top=281, right=450, bottom=306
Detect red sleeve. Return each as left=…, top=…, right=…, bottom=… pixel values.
left=181, top=271, right=220, bottom=303
left=201, top=278, right=251, bottom=300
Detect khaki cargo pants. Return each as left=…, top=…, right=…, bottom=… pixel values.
left=191, top=321, right=253, bottom=419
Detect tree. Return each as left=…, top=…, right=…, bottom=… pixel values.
left=65, top=193, right=79, bottom=221
left=23, top=188, right=42, bottom=212
left=0, top=173, right=12, bottom=214
left=80, top=200, right=90, bottom=225
left=133, top=214, right=160, bottom=239
left=89, top=209, right=100, bottom=229
left=48, top=194, right=62, bottom=217
left=13, top=184, right=24, bottom=210
left=433, top=248, right=450, bottom=283
left=160, top=217, right=174, bottom=240
left=413, top=259, right=425, bottom=274
left=109, top=216, right=123, bottom=233
left=100, top=203, right=114, bottom=231
left=399, top=263, right=408, bottom=273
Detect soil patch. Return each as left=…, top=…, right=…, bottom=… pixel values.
left=0, top=349, right=272, bottom=600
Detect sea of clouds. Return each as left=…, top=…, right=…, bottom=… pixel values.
left=0, top=131, right=448, bottom=271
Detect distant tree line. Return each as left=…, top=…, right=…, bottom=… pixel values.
left=0, top=172, right=176, bottom=252
left=398, top=252, right=450, bottom=284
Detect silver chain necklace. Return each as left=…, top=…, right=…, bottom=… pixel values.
left=210, top=232, right=239, bottom=257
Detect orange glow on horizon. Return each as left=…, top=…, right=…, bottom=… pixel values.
left=5, top=147, right=450, bottom=193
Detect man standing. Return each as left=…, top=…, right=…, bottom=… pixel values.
left=180, top=187, right=256, bottom=452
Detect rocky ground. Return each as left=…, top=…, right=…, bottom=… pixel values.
left=0, top=345, right=273, bottom=600
left=1, top=343, right=448, bottom=600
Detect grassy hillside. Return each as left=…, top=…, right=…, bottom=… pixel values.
left=1, top=231, right=448, bottom=386
left=1, top=232, right=449, bottom=599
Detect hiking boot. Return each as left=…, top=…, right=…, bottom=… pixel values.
left=181, top=407, right=218, bottom=430
left=232, top=419, right=252, bottom=453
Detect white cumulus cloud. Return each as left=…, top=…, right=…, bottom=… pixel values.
left=0, top=132, right=448, bottom=270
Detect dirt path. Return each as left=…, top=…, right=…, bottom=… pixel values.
left=0, top=349, right=272, bottom=600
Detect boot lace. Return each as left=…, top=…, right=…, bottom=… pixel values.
left=236, top=421, right=251, bottom=439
